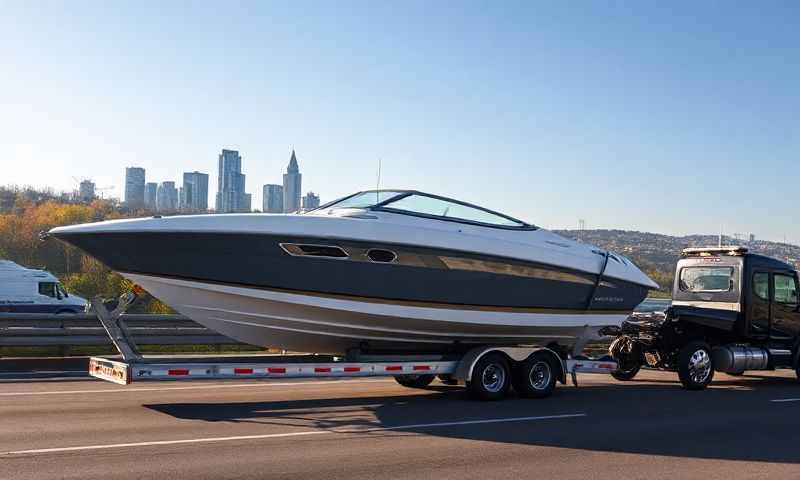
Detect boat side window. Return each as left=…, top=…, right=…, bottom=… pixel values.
left=380, top=194, right=525, bottom=228
left=752, top=272, right=769, bottom=301
left=38, top=282, right=57, bottom=298
left=773, top=274, right=798, bottom=305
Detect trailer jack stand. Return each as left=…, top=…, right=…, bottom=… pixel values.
left=90, top=292, right=141, bottom=363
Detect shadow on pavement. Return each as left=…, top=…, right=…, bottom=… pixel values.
left=146, top=374, right=800, bottom=464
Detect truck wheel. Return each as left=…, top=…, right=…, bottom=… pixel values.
left=466, top=352, right=512, bottom=401
left=609, top=335, right=642, bottom=381
left=678, top=341, right=715, bottom=390
left=513, top=352, right=557, bottom=399
left=394, top=374, right=435, bottom=389
left=611, top=364, right=641, bottom=381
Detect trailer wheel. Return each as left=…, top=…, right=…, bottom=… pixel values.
left=466, top=352, right=512, bottom=401
left=394, top=374, right=435, bottom=389
left=513, top=352, right=557, bottom=399
left=678, top=341, right=715, bottom=390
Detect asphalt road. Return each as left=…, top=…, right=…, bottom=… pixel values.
left=1, top=368, right=799, bottom=480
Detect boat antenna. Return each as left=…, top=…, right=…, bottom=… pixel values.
left=376, top=158, right=382, bottom=204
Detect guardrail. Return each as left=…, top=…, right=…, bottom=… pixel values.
left=0, top=313, right=242, bottom=347
left=0, top=299, right=672, bottom=350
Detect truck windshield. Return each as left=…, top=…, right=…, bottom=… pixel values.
left=679, top=267, right=734, bottom=292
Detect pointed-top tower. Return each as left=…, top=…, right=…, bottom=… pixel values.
left=282, top=150, right=302, bottom=213
left=287, top=150, right=299, bottom=174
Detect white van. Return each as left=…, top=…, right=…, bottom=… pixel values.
left=0, top=260, right=87, bottom=314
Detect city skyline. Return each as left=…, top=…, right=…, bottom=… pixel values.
left=2, top=3, right=798, bottom=242
left=117, top=148, right=315, bottom=213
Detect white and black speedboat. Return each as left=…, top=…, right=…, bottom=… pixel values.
left=49, top=190, right=658, bottom=354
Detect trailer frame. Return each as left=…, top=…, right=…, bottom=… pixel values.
left=87, top=293, right=620, bottom=399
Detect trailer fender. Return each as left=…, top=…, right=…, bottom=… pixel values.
left=455, top=346, right=566, bottom=384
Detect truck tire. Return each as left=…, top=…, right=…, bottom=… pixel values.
left=394, top=374, right=435, bottom=389
left=609, top=335, right=642, bottom=381
left=611, top=364, right=641, bottom=381
left=466, top=352, right=512, bottom=401
left=678, top=341, right=715, bottom=390
left=513, top=352, right=557, bottom=399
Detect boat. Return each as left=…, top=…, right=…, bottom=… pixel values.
left=48, top=190, right=658, bottom=355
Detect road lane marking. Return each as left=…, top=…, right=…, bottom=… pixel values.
left=0, top=378, right=393, bottom=397
left=0, top=413, right=586, bottom=456
left=771, top=398, right=800, bottom=403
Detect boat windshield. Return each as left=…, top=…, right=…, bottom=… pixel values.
left=319, top=191, right=406, bottom=210
left=380, top=193, right=526, bottom=228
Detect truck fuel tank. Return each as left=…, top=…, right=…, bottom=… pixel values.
left=712, top=345, right=769, bottom=373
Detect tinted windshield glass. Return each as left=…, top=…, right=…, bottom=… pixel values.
left=381, top=194, right=525, bottom=227
left=680, top=267, right=734, bottom=292
left=321, top=191, right=405, bottom=210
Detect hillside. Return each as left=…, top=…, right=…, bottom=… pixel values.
left=554, top=229, right=800, bottom=295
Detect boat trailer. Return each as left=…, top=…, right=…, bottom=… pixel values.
left=88, top=292, right=620, bottom=400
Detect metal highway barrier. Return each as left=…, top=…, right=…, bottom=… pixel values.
left=0, top=313, right=242, bottom=347
left=0, top=299, right=671, bottom=349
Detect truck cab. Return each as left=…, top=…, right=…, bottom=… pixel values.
left=611, top=246, right=800, bottom=390
left=0, top=260, right=87, bottom=314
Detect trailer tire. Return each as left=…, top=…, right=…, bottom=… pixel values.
left=678, top=341, right=715, bottom=390
left=466, top=352, right=512, bottom=401
left=513, top=352, right=557, bottom=399
left=394, top=374, right=435, bottom=389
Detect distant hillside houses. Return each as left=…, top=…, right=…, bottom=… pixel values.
left=555, top=229, right=800, bottom=274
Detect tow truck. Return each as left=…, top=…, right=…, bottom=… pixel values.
left=609, top=246, right=800, bottom=389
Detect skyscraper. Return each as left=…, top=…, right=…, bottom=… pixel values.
left=124, top=167, right=146, bottom=208
left=144, top=182, right=158, bottom=209
left=156, top=181, right=179, bottom=211
left=78, top=180, right=95, bottom=202
left=215, top=149, right=249, bottom=213
left=282, top=150, right=302, bottom=213
left=181, top=171, right=209, bottom=211
left=302, top=191, right=320, bottom=211
left=262, top=184, right=284, bottom=213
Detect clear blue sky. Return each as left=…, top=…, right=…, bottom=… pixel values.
left=2, top=1, right=798, bottom=242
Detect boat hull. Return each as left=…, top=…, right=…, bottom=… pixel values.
left=54, top=231, right=649, bottom=311
left=125, top=273, right=629, bottom=354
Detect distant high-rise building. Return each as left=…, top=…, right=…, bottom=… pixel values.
left=181, top=171, right=209, bottom=211
left=749, top=233, right=756, bottom=243
left=282, top=150, right=302, bottom=213
left=78, top=180, right=95, bottom=202
left=124, top=167, right=146, bottom=208
left=144, top=182, right=158, bottom=209
left=156, top=181, right=179, bottom=211
left=301, top=191, right=320, bottom=211
left=262, top=184, right=284, bottom=213
left=215, top=149, right=249, bottom=213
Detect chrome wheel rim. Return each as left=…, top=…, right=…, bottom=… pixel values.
left=688, top=349, right=711, bottom=384
left=481, top=363, right=506, bottom=393
left=529, top=361, right=552, bottom=390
